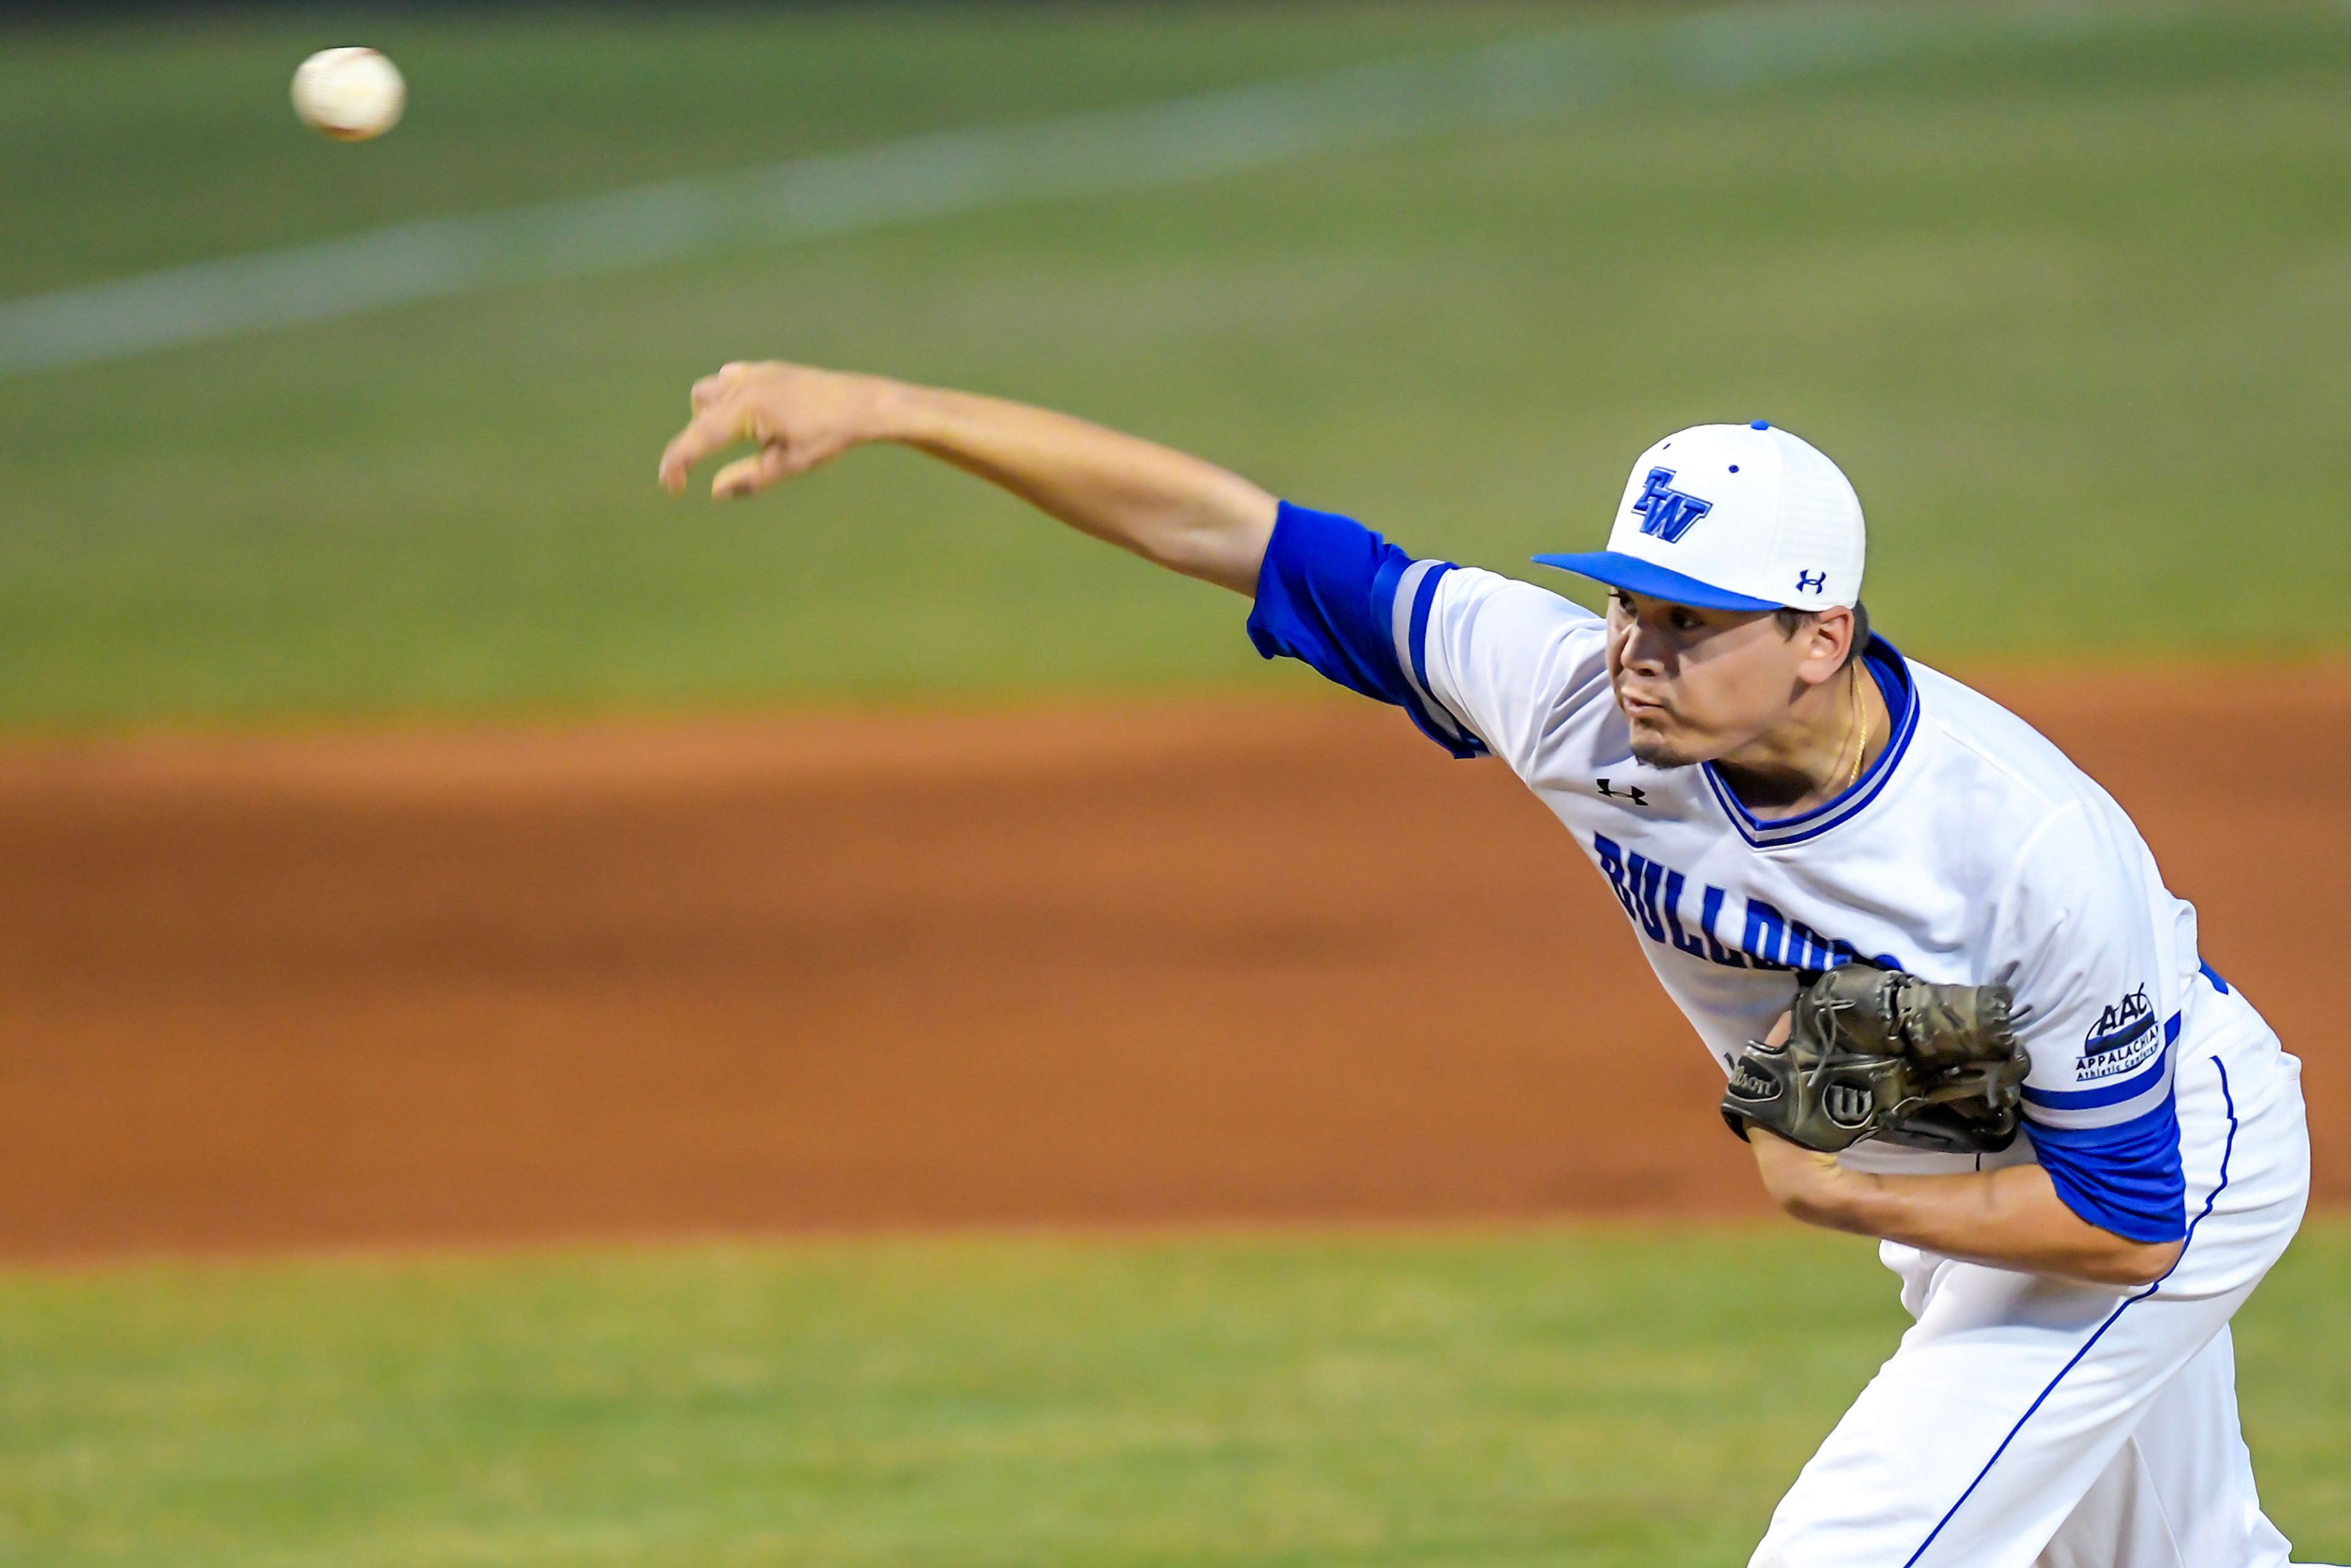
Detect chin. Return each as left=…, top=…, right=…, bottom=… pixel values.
left=1626, top=727, right=1701, bottom=771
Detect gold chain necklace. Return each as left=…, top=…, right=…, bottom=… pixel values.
left=1835, top=664, right=1870, bottom=797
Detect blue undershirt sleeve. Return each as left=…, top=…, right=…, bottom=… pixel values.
left=1245, top=501, right=1485, bottom=759
left=2027, top=1103, right=2188, bottom=1245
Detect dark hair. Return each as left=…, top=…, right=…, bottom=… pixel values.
left=1774, top=600, right=1870, bottom=668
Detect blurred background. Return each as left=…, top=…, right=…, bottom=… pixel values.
left=2, top=3, right=2346, bottom=1564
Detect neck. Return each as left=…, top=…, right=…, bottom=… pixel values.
left=1714, top=660, right=1888, bottom=817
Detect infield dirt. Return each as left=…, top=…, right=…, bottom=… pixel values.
left=3, top=670, right=2344, bottom=1261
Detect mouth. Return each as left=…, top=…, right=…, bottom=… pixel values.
left=1616, top=688, right=1671, bottom=723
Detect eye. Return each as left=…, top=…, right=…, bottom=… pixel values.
left=1670, top=609, right=1703, bottom=631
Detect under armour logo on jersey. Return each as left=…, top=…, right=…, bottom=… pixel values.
left=1595, top=778, right=1648, bottom=806
left=1631, top=468, right=1713, bottom=543
left=1795, top=570, right=1828, bottom=595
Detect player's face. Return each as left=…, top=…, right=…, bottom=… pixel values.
left=1604, top=590, right=1823, bottom=768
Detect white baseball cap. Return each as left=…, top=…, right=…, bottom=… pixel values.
left=1534, top=421, right=1865, bottom=612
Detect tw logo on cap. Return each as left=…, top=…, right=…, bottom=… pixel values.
left=1632, top=467, right=1712, bottom=544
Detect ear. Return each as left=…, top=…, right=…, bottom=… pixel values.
left=1793, top=607, right=1856, bottom=688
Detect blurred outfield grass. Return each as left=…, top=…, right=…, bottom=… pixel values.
left=4, top=1, right=2351, bottom=730
left=2, top=1224, right=2345, bottom=1567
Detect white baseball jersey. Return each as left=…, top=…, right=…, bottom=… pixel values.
left=1247, top=500, right=2248, bottom=1242
left=1246, top=501, right=2331, bottom=1566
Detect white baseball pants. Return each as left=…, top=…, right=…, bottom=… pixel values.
left=1752, top=985, right=2336, bottom=1568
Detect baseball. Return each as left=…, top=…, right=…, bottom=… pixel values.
left=291, top=47, right=405, bottom=142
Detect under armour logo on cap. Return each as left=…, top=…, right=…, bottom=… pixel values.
left=1796, top=570, right=1828, bottom=595
left=1632, top=468, right=1713, bottom=544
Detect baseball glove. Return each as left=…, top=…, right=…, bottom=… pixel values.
left=1721, top=963, right=2029, bottom=1155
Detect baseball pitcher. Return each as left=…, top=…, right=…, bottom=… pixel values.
left=661, top=362, right=2331, bottom=1567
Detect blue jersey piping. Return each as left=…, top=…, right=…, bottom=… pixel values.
left=1704, top=636, right=1919, bottom=849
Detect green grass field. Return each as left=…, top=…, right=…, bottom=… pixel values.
left=2, top=1224, right=2345, bottom=1567
left=6, top=3, right=2351, bottom=730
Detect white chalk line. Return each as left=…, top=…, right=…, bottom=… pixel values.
left=0, top=4, right=2151, bottom=379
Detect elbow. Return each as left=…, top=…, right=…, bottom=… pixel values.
left=1163, top=538, right=1264, bottom=598
left=2079, top=1237, right=2183, bottom=1289
left=1137, top=489, right=1277, bottom=593
left=2030, top=1166, right=2184, bottom=1286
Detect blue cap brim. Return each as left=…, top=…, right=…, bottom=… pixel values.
left=1531, top=551, right=1782, bottom=612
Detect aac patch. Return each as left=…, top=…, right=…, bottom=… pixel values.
left=2074, top=983, right=2160, bottom=1082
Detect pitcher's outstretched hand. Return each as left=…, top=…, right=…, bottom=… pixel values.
left=659, top=361, right=890, bottom=500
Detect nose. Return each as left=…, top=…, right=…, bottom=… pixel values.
left=1616, top=616, right=1671, bottom=676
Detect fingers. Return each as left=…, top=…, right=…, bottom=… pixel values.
left=658, top=399, right=749, bottom=495
left=711, top=445, right=801, bottom=500
left=662, top=361, right=841, bottom=499
left=689, top=361, right=761, bottom=412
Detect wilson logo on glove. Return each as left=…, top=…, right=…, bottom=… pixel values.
left=1722, top=962, right=2028, bottom=1155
